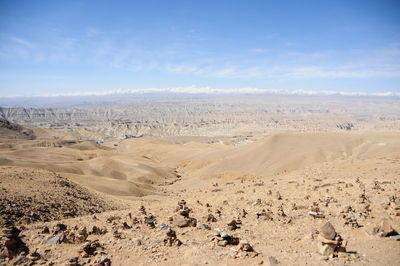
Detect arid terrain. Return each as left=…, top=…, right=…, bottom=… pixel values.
left=0, top=95, right=399, bottom=266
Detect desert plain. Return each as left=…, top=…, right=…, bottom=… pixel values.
left=0, top=94, right=399, bottom=266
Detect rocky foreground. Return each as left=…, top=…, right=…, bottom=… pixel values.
left=0, top=167, right=118, bottom=227
left=1, top=155, right=399, bottom=266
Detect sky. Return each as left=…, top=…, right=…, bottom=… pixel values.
left=0, top=0, right=400, bottom=97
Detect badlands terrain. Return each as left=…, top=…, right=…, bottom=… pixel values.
left=0, top=94, right=399, bottom=265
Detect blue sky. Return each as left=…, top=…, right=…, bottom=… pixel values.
left=0, top=0, right=400, bottom=96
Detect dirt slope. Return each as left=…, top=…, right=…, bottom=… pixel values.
left=0, top=166, right=119, bottom=226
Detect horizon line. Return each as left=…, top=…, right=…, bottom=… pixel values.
left=1, top=86, right=399, bottom=98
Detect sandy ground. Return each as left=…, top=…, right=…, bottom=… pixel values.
left=0, top=122, right=399, bottom=265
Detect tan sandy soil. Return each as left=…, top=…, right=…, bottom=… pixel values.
left=0, top=121, right=399, bottom=265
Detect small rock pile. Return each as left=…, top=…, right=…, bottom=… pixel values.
left=43, top=224, right=89, bottom=244
left=64, top=226, right=89, bottom=244
left=235, top=240, right=258, bottom=258
left=340, top=206, right=361, bottom=228
left=80, top=240, right=103, bottom=257
left=387, top=195, right=400, bottom=216
left=256, top=209, right=273, bottom=221
left=317, top=222, right=347, bottom=258
left=90, top=225, right=108, bottom=235
left=308, top=202, right=325, bottom=219
left=0, top=226, right=29, bottom=262
left=206, top=213, right=217, bottom=222
left=211, top=231, right=240, bottom=247
left=163, top=228, right=182, bottom=247
left=173, top=200, right=197, bottom=228
left=227, top=219, right=241, bottom=231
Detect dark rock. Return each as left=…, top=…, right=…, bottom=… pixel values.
left=207, top=214, right=217, bottom=222
left=239, top=241, right=254, bottom=252
left=321, top=222, right=336, bottom=240
left=41, top=226, right=50, bottom=234
left=90, top=226, right=107, bottom=235
left=227, top=219, right=241, bottom=231
left=144, top=215, right=156, bottom=228
left=52, top=223, right=67, bottom=234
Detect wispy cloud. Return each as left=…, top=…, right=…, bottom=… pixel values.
left=10, top=37, right=33, bottom=48
left=1, top=31, right=400, bottom=81
left=249, top=48, right=270, bottom=54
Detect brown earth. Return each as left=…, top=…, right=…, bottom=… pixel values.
left=0, top=166, right=119, bottom=227
left=0, top=119, right=399, bottom=265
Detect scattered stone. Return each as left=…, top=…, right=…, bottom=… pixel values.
left=211, top=232, right=240, bottom=246
left=238, top=241, right=254, bottom=252
left=75, top=227, right=88, bottom=243
left=198, top=224, right=211, bottom=230
left=217, top=240, right=228, bottom=247
left=0, top=227, right=29, bottom=259
left=359, top=192, right=369, bottom=203
left=144, top=214, right=156, bottom=228
left=227, top=219, right=241, bottom=231
left=80, top=240, right=102, bottom=256
left=207, top=214, right=217, bottom=222
left=276, top=192, right=282, bottom=200
left=308, top=211, right=325, bottom=219
left=256, top=209, right=273, bottom=221
left=41, top=226, right=50, bottom=234
left=239, top=209, right=248, bottom=218
left=27, top=249, right=42, bottom=261
left=159, top=223, right=171, bottom=231
left=96, top=256, right=111, bottom=266
left=138, top=205, right=147, bottom=215
left=174, top=217, right=197, bottom=228
left=112, top=230, right=122, bottom=239
left=163, top=228, right=182, bottom=247
left=52, top=223, right=67, bottom=234
left=122, top=222, right=131, bottom=229
left=106, top=215, right=121, bottom=224
left=90, top=226, right=107, bottom=235
left=67, top=256, right=79, bottom=265
left=253, top=199, right=263, bottom=206
left=372, top=219, right=398, bottom=237
left=277, top=205, right=286, bottom=217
